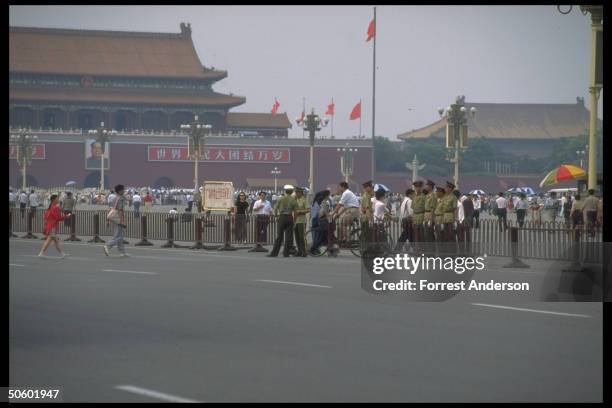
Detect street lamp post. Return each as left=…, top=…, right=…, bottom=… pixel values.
left=337, top=143, right=358, bottom=184
left=270, top=166, right=282, bottom=193
left=581, top=5, right=603, bottom=190
left=437, top=96, right=476, bottom=190
left=181, top=115, right=212, bottom=192
left=10, top=130, right=38, bottom=191
left=87, top=122, right=116, bottom=193
left=576, top=145, right=588, bottom=169
left=296, top=108, right=328, bottom=195
left=559, top=5, right=602, bottom=190
left=405, top=154, right=426, bottom=185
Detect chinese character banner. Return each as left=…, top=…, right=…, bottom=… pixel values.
left=147, top=146, right=290, bottom=163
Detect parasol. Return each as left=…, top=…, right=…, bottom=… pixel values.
left=539, top=164, right=586, bottom=188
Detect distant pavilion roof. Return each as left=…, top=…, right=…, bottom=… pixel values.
left=227, top=113, right=292, bottom=129
left=398, top=99, right=602, bottom=140
left=9, top=24, right=227, bottom=80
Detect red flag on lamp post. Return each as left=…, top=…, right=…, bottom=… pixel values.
left=349, top=101, right=361, bottom=120
left=325, top=100, right=335, bottom=116
left=297, top=109, right=305, bottom=123
left=366, top=18, right=375, bottom=42
left=271, top=98, right=280, bottom=116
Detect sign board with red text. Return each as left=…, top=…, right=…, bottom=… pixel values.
left=203, top=181, right=235, bottom=212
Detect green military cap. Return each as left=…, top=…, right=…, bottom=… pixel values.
left=426, top=179, right=436, bottom=186
left=362, top=180, right=373, bottom=188
left=295, top=186, right=305, bottom=193
left=435, top=187, right=445, bottom=193
left=413, top=180, right=424, bottom=187
left=445, top=180, right=456, bottom=189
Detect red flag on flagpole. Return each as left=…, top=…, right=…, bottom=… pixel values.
left=271, top=98, right=280, bottom=116
left=366, top=18, right=375, bottom=42
left=298, top=109, right=305, bottom=123
left=349, top=101, right=361, bottom=120
left=325, top=101, right=335, bottom=116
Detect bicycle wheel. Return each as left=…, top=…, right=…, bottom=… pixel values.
left=349, top=227, right=362, bottom=257
left=305, top=228, right=328, bottom=257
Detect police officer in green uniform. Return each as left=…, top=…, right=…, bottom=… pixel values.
left=441, top=181, right=458, bottom=242
left=293, top=187, right=309, bottom=257
left=423, top=180, right=437, bottom=242
left=267, top=185, right=298, bottom=257
left=411, top=180, right=426, bottom=247
left=360, top=180, right=374, bottom=245
left=433, top=187, right=445, bottom=243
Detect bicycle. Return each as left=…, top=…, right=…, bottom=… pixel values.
left=306, top=219, right=362, bottom=257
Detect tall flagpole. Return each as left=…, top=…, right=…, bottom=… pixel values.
left=331, top=97, right=334, bottom=139
left=371, top=6, right=376, bottom=181
left=302, top=97, right=306, bottom=139
left=359, top=99, right=362, bottom=138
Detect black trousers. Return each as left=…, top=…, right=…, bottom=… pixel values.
left=497, top=208, right=507, bottom=231
left=270, top=215, right=294, bottom=256
left=423, top=219, right=435, bottom=242
left=294, top=223, right=306, bottom=256
left=256, top=215, right=270, bottom=243
left=473, top=210, right=480, bottom=228
left=516, top=209, right=526, bottom=227
left=397, top=218, right=413, bottom=243
left=311, top=217, right=329, bottom=252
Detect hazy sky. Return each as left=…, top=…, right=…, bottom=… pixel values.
left=10, top=5, right=602, bottom=140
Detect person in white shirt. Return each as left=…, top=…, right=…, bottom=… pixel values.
left=472, top=194, right=481, bottom=228
left=396, top=188, right=415, bottom=250
left=334, top=182, right=360, bottom=242
left=28, top=190, right=40, bottom=219
left=371, top=189, right=391, bottom=246
left=515, top=193, right=528, bottom=227
left=186, top=193, right=194, bottom=212
left=253, top=191, right=273, bottom=245
left=132, top=192, right=142, bottom=218
left=457, top=193, right=465, bottom=224
left=373, top=189, right=389, bottom=222
left=9, top=189, right=16, bottom=208
left=495, top=192, right=508, bottom=232
left=107, top=190, right=117, bottom=208
left=253, top=191, right=273, bottom=216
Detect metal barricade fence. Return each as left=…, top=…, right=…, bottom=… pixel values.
left=9, top=208, right=602, bottom=260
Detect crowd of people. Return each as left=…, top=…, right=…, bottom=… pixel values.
left=11, top=180, right=603, bottom=259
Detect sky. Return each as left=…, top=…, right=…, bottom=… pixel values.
left=9, top=5, right=602, bottom=140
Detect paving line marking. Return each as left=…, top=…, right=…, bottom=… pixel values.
left=10, top=240, right=361, bottom=263
left=102, top=269, right=158, bottom=275
left=115, top=385, right=199, bottom=403
left=9, top=263, right=27, bottom=267
left=20, top=255, right=91, bottom=261
left=255, top=280, right=332, bottom=289
left=471, top=303, right=592, bottom=318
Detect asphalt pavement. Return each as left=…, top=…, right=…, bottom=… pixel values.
left=9, top=239, right=602, bottom=402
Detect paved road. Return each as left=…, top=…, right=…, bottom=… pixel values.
left=9, top=239, right=602, bottom=402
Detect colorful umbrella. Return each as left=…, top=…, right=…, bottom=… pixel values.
left=539, top=164, right=586, bottom=188
left=469, top=189, right=486, bottom=196
left=506, top=187, right=524, bottom=194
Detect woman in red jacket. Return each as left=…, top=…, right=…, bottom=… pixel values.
left=38, top=194, right=72, bottom=258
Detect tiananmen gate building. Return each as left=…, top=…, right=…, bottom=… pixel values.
left=9, top=24, right=372, bottom=190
